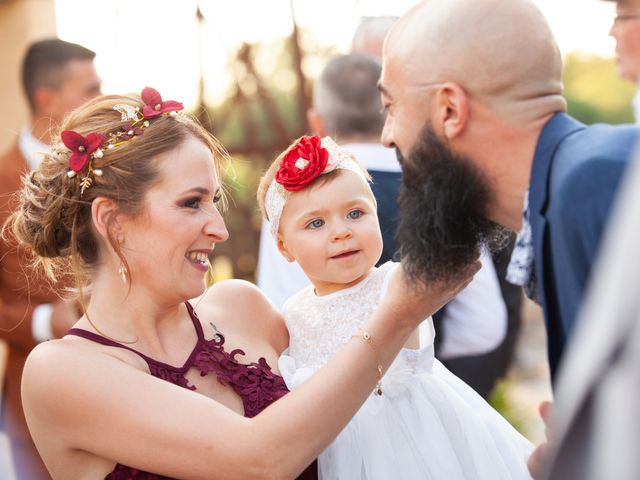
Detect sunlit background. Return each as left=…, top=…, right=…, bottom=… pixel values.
left=55, top=0, right=619, bottom=109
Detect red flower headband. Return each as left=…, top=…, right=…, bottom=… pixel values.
left=61, top=87, right=183, bottom=196
left=275, top=136, right=330, bottom=191
left=264, top=136, right=372, bottom=238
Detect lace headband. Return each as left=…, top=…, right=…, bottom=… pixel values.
left=61, top=87, right=183, bottom=196
left=264, top=136, right=373, bottom=239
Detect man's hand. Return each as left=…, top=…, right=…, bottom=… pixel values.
left=51, top=299, right=81, bottom=338
left=528, top=400, right=555, bottom=479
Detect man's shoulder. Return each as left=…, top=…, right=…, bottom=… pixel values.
left=555, top=122, right=638, bottom=169
left=0, top=141, right=28, bottom=193
left=549, top=122, right=636, bottom=198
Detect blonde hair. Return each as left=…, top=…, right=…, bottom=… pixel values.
left=7, top=93, right=228, bottom=291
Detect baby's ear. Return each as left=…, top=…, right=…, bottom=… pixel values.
left=277, top=236, right=295, bottom=263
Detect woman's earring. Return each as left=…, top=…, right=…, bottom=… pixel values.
left=118, top=263, right=128, bottom=284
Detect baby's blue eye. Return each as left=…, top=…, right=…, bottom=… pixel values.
left=348, top=210, right=363, bottom=219
left=308, top=219, right=325, bottom=229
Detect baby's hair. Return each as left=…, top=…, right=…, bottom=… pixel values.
left=257, top=136, right=371, bottom=223
left=4, top=93, right=228, bottom=292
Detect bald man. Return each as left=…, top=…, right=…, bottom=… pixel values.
left=380, top=0, right=639, bottom=379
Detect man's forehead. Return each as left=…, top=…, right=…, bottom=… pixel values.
left=616, top=0, right=640, bottom=6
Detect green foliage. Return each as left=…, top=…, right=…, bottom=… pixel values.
left=563, top=53, right=636, bottom=124
left=489, top=379, right=530, bottom=438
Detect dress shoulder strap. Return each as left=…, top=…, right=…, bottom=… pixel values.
left=66, top=302, right=204, bottom=368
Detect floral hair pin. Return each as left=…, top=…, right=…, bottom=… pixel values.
left=61, top=87, right=183, bottom=196
left=264, top=135, right=373, bottom=238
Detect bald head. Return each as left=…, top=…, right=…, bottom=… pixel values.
left=613, top=0, right=640, bottom=7
left=384, top=0, right=566, bottom=121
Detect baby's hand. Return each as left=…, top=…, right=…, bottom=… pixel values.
left=384, top=259, right=481, bottom=329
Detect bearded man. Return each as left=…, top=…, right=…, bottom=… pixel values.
left=380, top=0, right=638, bottom=381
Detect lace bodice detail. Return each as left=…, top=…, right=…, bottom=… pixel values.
left=285, top=262, right=399, bottom=371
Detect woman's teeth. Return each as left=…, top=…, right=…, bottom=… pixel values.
left=187, top=252, right=209, bottom=264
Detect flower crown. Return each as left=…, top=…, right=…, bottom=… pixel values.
left=61, top=87, right=183, bottom=196
left=264, top=135, right=373, bottom=238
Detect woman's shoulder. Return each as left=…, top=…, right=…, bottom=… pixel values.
left=198, top=279, right=274, bottom=309
left=24, top=335, right=129, bottom=384
left=22, top=336, right=126, bottom=416
left=195, top=280, right=288, bottom=350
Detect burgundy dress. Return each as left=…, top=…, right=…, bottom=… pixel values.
left=67, top=302, right=318, bottom=480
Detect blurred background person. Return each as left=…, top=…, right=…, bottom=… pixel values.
left=351, top=15, right=398, bottom=57
left=0, top=38, right=101, bottom=479
left=609, top=0, right=640, bottom=122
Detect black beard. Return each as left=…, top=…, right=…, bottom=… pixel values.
left=395, top=124, right=508, bottom=284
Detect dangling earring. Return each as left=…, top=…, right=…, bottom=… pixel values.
left=118, top=263, right=128, bottom=284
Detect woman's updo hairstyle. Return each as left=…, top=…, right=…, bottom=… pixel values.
left=8, top=92, right=227, bottom=286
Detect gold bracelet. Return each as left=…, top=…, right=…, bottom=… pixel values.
left=352, top=327, right=383, bottom=396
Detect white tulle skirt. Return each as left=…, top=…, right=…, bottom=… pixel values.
left=280, top=347, right=533, bottom=480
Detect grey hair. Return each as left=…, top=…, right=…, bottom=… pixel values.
left=351, top=16, right=398, bottom=56
left=313, top=53, right=385, bottom=139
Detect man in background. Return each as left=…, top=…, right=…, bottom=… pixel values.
left=0, top=38, right=101, bottom=479
left=609, top=0, right=640, bottom=122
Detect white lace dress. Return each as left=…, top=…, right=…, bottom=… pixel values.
left=279, top=261, right=533, bottom=480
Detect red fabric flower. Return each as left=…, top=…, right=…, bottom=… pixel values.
left=275, top=136, right=329, bottom=191
left=61, top=130, right=106, bottom=173
left=141, top=87, right=184, bottom=118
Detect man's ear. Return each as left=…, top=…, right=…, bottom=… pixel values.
left=91, top=197, right=123, bottom=244
left=307, top=109, right=328, bottom=137
left=434, top=82, right=469, bottom=140
left=32, top=87, right=56, bottom=116
left=276, top=236, right=295, bottom=263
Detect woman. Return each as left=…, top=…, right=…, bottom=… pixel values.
left=9, top=88, right=477, bottom=479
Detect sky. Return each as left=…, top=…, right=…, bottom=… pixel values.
left=54, top=0, right=618, bottom=109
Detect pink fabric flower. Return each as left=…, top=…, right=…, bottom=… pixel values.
left=275, top=136, right=329, bottom=191
left=141, top=87, right=184, bottom=118
left=61, top=130, right=106, bottom=173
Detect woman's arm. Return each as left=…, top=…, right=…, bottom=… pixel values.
left=23, top=262, right=478, bottom=479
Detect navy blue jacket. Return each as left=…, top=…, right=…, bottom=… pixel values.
left=369, top=170, right=402, bottom=264
left=530, top=113, right=638, bottom=377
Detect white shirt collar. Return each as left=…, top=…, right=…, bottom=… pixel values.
left=341, top=143, right=401, bottom=173
left=18, top=127, right=49, bottom=170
